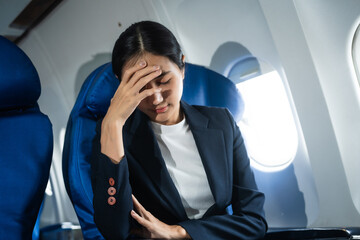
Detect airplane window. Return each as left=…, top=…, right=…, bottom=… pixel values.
left=233, top=68, right=298, bottom=172
left=352, top=24, right=360, bottom=87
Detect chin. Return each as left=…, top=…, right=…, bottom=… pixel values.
left=152, top=115, right=169, bottom=124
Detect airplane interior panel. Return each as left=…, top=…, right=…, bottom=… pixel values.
left=1, top=0, right=360, bottom=239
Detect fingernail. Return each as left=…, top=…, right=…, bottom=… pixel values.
left=153, top=65, right=160, bottom=70
left=139, top=61, right=146, bottom=67
left=155, top=88, right=162, bottom=92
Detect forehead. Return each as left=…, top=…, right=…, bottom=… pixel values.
left=122, top=52, right=176, bottom=72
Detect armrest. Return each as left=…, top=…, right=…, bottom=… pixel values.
left=346, top=227, right=360, bottom=239
left=40, top=222, right=83, bottom=240
left=264, top=228, right=352, bottom=240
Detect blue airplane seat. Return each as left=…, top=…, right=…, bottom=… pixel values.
left=183, top=63, right=244, bottom=122
left=0, top=36, right=53, bottom=239
left=62, top=62, right=244, bottom=239
left=62, top=63, right=116, bottom=239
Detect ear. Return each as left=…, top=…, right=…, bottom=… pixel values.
left=181, top=55, right=186, bottom=78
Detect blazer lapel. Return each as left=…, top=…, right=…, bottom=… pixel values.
left=125, top=103, right=230, bottom=219
left=181, top=102, right=230, bottom=211
left=125, top=110, right=188, bottom=220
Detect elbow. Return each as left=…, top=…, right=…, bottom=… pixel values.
left=252, top=216, right=268, bottom=239
left=259, top=219, right=268, bottom=239
left=93, top=207, right=132, bottom=240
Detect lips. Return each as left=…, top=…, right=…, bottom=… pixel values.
left=155, top=105, right=168, bottom=114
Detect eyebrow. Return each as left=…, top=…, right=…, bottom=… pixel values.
left=153, top=71, right=171, bottom=80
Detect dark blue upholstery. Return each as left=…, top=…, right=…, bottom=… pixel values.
left=182, top=63, right=244, bottom=122
left=63, top=63, right=116, bottom=239
left=0, top=36, right=53, bottom=239
left=62, top=62, right=243, bottom=239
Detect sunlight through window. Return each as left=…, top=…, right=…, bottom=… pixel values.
left=236, top=71, right=298, bottom=172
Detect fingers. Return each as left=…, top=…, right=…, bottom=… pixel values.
left=115, top=61, right=162, bottom=100
left=131, top=196, right=181, bottom=239
left=106, top=60, right=163, bottom=124
left=137, top=87, right=162, bottom=103
left=122, top=60, right=160, bottom=88
left=131, top=195, right=152, bottom=228
left=132, top=194, right=140, bottom=206
left=110, top=63, right=161, bottom=104
left=131, top=210, right=149, bottom=227
left=129, top=65, right=161, bottom=89
left=132, top=194, right=147, bottom=216
left=135, top=71, right=162, bottom=92
left=112, top=60, right=145, bottom=97
left=121, top=60, right=147, bottom=84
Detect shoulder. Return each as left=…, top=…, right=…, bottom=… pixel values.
left=185, top=103, right=236, bottom=129
left=191, top=104, right=229, bottom=117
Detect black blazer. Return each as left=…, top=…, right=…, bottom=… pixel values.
left=91, top=101, right=267, bottom=240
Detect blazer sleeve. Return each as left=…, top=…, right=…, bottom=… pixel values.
left=178, top=109, right=267, bottom=240
left=90, top=119, right=133, bottom=240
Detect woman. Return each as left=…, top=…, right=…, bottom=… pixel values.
left=91, top=21, right=267, bottom=240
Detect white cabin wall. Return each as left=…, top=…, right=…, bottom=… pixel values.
left=259, top=0, right=360, bottom=227
left=159, top=0, right=281, bottom=69
left=293, top=0, right=360, bottom=216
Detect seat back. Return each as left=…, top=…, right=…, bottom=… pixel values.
left=62, top=62, right=243, bottom=239
left=0, top=36, right=53, bottom=239
left=63, top=63, right=116, bottom=239
left=182, top=63, right=244, bottom=122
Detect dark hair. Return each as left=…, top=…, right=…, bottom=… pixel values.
left=112, top=21, right=184, bottom=78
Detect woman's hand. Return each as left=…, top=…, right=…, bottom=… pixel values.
left=100, top=60, right=163, bottom=163
left=106, top=60, right=163, bottom=126
left=131, top=195, right=191, bottom=239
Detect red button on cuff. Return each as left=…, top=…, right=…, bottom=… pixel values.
left=109, top=178, right=115, bottom=186
left=108, top=197, right=116, bottom=205
left=108, top=187, right=116, bottom=196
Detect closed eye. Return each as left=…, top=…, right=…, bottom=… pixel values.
left=153, top=71, right=170, bottom=82
left=159, top=79, right=170, bottom=84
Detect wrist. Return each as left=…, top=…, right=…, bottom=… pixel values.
left=173, top=225, right=190, bottom=239
left=100, top=117, right=125, bottom=164
left=102, top=115, right=125, bottom=130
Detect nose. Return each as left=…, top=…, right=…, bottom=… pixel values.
left=146, top=81, right=163, bottom=105
left=153, top=91, right=163, bottom=105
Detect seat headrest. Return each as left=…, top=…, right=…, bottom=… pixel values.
left=0, top=36, right=41, bottom=110
left=183, top=63, right=244, bottom=121
left=85, top=63, right=118, bottom=118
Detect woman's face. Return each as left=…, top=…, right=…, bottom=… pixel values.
left=122, top=52, right=185, bottom=125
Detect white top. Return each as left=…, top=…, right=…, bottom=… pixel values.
left=151, top=118, right=215, bottom=219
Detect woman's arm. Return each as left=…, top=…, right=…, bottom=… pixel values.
left=91, top=59, right=164, bottom=239
left=91, top=122, right=134, bottom=239
left=93, top=127, right=191, bottom=240
left=100, top=60, right=162, bottom=163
